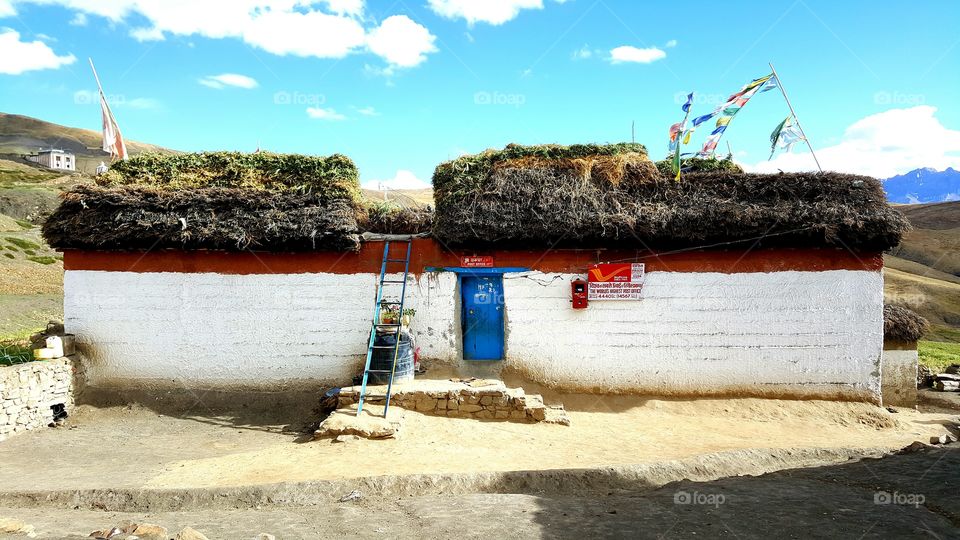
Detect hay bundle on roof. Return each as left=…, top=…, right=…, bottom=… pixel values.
left=43, top=185, right=361, bottom=252
left=44, top=151, right=363, bottom=252
left=99, top=151, right=360, bottom=200
left=883, top=304, right=929, bottom=342
left=432, top=143, right=909, bottom=251
left=359, top=202, right=433, bottom=235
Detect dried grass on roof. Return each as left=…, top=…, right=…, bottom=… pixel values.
left=883, top=304, right=929, bottom=342
left=98, top=151, right=360, bottom=201
left=432, top=143, right=908, bottom=251
left=42, top=185, right=360, bottom=252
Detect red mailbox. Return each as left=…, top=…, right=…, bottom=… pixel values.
left=571, top=278, right=588, bottom=309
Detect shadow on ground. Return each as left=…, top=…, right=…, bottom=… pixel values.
left=528, top=445, right=960, bottom=539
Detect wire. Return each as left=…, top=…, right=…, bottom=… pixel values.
left=502, top=225, right=819, bottom=277
left=595, top=226, right=818, bottom=266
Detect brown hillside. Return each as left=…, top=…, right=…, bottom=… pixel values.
left=0, top=112, right=173, bottom=174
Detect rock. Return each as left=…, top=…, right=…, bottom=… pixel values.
left=89, top=527, right=122, bottom=538
left=494, top=410, right=509, bottom=419
left=333, top=434, right=361, bottom=443
left=930, top=434, right=958, bottom=445
left=459, top=404, right=483, bottom=413
left=415, top=398, right=437, bottom=412
left=254, top=535, right=276, bottom=540
left=175, top=527, right=210, bottom=540
left=339, top=490, right=362, bottom=502
left=131, top=523, right=168, bottom=539
left=543, top=407, right=571, bottom=426
left=315, top=410, right=397, bottom=439
left=0, top=518, right=35, bottom=536
left=898, top=441, right=934, bottom=453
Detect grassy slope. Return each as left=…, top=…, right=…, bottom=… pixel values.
left=883, top=201, right=960, bottom=370
left=919, top=341, right=960, bottom=372
left=0, top=218, right=63, bottom=342
left=361, top=188, right=434, bottom=207
left=0, top=112, right=170, bottom=174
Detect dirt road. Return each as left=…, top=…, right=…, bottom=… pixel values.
left=0, top=396, right=954, bottom=492
left=1, top=446, right=957, bottom=539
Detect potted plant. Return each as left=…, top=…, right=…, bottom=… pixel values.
left=401, top=308, right=416, bottom=327
left=381, top=307, right=400, bottom=325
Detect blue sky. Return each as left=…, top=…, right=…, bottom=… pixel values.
left=1, top=0, right=958, bottom=186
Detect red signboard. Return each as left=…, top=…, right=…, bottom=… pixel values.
left=460, top=255, right=494, bottom=268
left=587, top=263, right=645, bottom=300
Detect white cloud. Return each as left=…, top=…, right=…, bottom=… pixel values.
left=321, top=0, right=363, bottom=16
left=571, top=44, right=592, bottom=60
left=609, top=45, right=666, bottom=64
left=366, top=15, right=437, bottom=68
left=354, top=105, right=379, bottom=116
left=69, top=12, right=87, bottom=25
left=3, top=1, right=437, bottom=68
left=199, top=73, right=259, bottom=89
left=749, top=106, right=960, bottom=178
left=362, top=169, right=430, bottom=190
left=242, top=8, right=366, bottom=58
left=427, top=0, right=549, bottom=25
left=0, top=29, right=75, bottom=74
left=130, top=26, right=164, bottom=41
left=0, top=0, right=13, bottom=17
left=306, top=106, right=346, bottom=120
left=664, top=39, right=677, bottom=48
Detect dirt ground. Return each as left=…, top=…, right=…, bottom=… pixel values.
left=0, top=392, right=955, bottom=493
left=1, top=446, right=957, bottom=539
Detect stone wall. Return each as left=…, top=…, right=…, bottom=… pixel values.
left=336, top=380, right=558, bottom=422
left=0, top=357, right=76, bottom=442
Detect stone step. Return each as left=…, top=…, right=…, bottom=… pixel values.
left=333, top=379, right=567, bottom=424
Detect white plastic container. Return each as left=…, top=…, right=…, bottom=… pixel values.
left=45, top=336, right=64, bottom=358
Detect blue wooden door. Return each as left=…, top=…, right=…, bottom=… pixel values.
left=461, top=275, right=505, bottom=361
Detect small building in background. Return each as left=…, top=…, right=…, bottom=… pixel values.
left=881, top=304, right=928, bottom=407
left=26, top=148, right=76, bottom=171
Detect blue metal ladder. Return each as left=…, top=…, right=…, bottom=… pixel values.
left=356, top=239, right=413, bottom=417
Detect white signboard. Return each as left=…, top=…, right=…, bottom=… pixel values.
left=587, top=263, right=645, bottom=300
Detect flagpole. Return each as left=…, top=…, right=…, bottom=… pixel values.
left=768, top=62, right=823, bottom=173
left=88, top=58, right=106, bottom=97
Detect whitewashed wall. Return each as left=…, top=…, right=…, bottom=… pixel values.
left=502, top=270, right=883, bottom=401
left=65, top=268, right=883, bottom=401
left=64, top=271, right=458, bottom=387
left=880, top=348, right=918, bottom=407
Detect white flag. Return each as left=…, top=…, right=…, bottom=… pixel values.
left=99, top=91, right=127, bottom=161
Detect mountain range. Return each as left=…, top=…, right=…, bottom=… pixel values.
left=883, top=167, right=960, bottom=204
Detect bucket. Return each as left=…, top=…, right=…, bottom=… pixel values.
left=369, top=329, right=415, bottom=385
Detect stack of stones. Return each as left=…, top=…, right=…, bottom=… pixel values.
left=337, top=379, right=566, bottom=424
left=0, top=357, right=74, bottom=441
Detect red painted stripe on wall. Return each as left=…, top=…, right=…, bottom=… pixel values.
left=62, top=239, right=883, bottom=274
